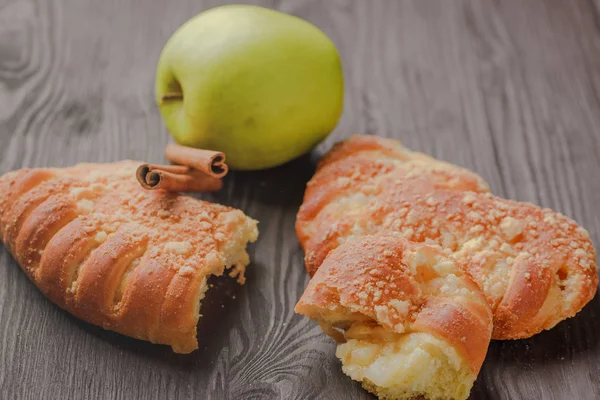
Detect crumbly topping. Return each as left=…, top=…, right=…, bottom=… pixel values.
left=297, top=135, right=598, bottom=334
left=0, top=161, right=258, bottom=286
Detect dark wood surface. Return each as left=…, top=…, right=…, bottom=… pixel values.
left=1, top=0, right=599, bottom=399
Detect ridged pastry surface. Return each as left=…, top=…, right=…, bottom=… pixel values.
left=0, top=161, right=258, bottom=353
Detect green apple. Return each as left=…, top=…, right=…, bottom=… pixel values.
left=155, top=5, right=344, bottom=170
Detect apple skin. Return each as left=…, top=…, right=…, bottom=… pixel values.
left=155, top=5, right=344, bottom=170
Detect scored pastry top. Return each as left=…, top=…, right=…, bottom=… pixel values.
left=0, top=161, right=258, bottom=353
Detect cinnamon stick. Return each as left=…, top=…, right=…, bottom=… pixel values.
left=136, top=163, right=223, bottom=192
left=165, top=143, right=228, bottom=178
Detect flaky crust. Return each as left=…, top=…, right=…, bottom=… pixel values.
left=295, top=235, right=493, bottom=375
left=296, top=135, right=598, bottom=339
left=0, top=161, right=258, bottom=353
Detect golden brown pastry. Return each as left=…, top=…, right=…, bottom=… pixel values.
left=296, top=135, right=598, bottom=339
left=296, top=235, right=492, bottom=400
left=0, top=161, right=258, bottom=353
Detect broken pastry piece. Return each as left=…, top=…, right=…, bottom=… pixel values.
left=296, top=235, right=492, bottom=400
left=0, top=161, right=258, bottom=353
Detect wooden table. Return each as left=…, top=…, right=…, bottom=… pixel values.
left=1, top=1, right=599, bottom=399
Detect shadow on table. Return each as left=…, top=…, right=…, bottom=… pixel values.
left=72, top=270, right=249, bottom=369
left=196, top=151, right=321, bottom=208
left=466, top=294, right=600, bottom=400
left=483, top=292, right=600, bottom=367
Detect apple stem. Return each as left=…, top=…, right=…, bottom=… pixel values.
left=161, top=92, right=184, bottom=101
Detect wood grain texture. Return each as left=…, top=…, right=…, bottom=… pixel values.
left=0, top=0, right=599, bottom=399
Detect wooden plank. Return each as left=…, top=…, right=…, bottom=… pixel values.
left=0, top=0, right=599, bottom=399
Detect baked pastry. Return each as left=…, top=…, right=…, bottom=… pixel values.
left=297, top=135, right=598, bottom=340
left=0, top=161, right=258, bottom=353
left=296, top=235, right=492, bottom=400
left=297, top=135, right=490, bottom=277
